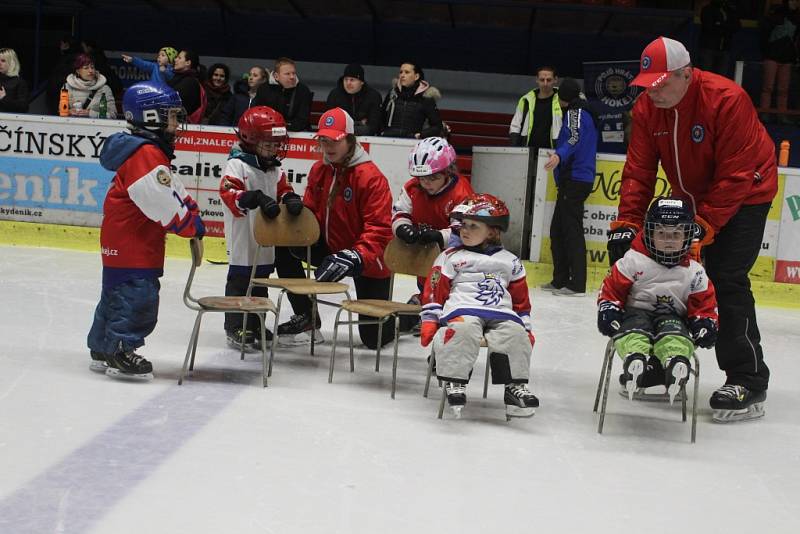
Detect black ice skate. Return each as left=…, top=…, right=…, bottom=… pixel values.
left=444, top=381, right=467, bottom=418
left=277, top=313, right=323, bottom=346
left=226, top=328, right=273, bottom=352
left=89, top=350, right=108, bottom=373
left=621, top=353, right=647, bottom=401
left=105, top=350, right=153, bottom=380
left=664, top=356, right=691, bottom=405
left=504, top=383, right=538, bottom=420
left=710, top=385, right=766, bottom=423
left=617, top=356, right=682, bottom=402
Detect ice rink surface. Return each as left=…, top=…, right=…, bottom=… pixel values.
left=1, top=245, right=799, bottom=534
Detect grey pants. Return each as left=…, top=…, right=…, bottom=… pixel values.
left=433, top=315, right=532, bottom=384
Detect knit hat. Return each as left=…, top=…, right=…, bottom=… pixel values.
left=159, top=47, right=178, bottom=64
left=343, top=63, right=365, bottom=82
left=73, top=53, right=94, bottom=70
left=558, top=78, right=582, bottom=103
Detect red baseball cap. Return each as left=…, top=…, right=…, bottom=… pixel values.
left=316, top=108, right=354, bottom=141
left=631, top=37, right=691, bottom=88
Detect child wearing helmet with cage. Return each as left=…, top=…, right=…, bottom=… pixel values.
left=393, top=137, right=474, bottom=332
left=218, top=106, right=304, bottom=350
left=419, top=193, right=539, bottom=419
left=87, top=82, right=205, bottom=380
left=597, top=197, right=718, bottom=405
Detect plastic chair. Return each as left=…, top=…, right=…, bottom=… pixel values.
left=593, top=339, right=701, bottom=443
left=179, top=238, right=277, bottom=387
left=328, top=239, right=441, bottom=398
left=246, top=207, right=352, bottom=366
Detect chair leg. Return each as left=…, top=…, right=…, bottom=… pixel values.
left=594, top=339, right=615, bottom=412
left=310, top=297, right=318, bottom=357
left=597, top=344, right=615, bottom=434
left=179, top=312, right=203, bottom=385
left=438, top=381, right=447, bottom=419
left=189, top=312, right=204, bottom=372
left=240, top=310, right=248, bottom=360
left=424, top=349, right=435, bottom=398
left=258, top=313, right=268, bottom=388
left=691, top=353, right=700, bottom=444
left=391, top=315, right=400, bottom=399
left=375, top=319, right=384, bottom=372
left=329, top=307, right=345, bottom=383
left=348, top=309, right=354, bottom=372
left=483, top=351, right=490, bottom=399
left=269, top=304, right=281, bottom=378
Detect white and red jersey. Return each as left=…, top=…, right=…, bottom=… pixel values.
left=598, top=235, right=718, bottom=322
left=219, top=147, right=294, bottom=273
left=420, top=245, right=532, bottom=330
left=99, top=133, right=204, bottom=288
left=391, top=173, right=474, bottom=243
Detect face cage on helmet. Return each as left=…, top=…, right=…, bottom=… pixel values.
left=643, top=221, right=694, bottom=267
left=131, top=106, right=187, bottom=136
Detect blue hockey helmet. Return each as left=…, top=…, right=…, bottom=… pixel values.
left=122, top=81, right=184, bottom=130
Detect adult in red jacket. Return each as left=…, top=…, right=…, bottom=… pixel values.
left=274, top=108, right=394, bottom=349
left=607, top=37, right=777, bottom=422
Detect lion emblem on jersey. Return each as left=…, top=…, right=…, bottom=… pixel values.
left=156, top=169, right=172, bottom=187
left=476, top=274, right=505, bottom=306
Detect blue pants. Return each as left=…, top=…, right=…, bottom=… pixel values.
left=87, top=278, right=160, bottom=355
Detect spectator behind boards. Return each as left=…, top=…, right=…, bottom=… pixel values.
left=325, top=63, right=383, bottom=136
left=251, top=57, right=312, bottom=131
left=122, top=46, right=177, bottom=84
left=202, top=62, right=233, bottom=125
left=381, top=61, right=444, bottom=139
left=221, top=66, right=269, bottom=126
left=0, top=48, right=30, bottom=113
left=65, top=53, right=117, bottom=118
left=167, top=49, right=204, bottom=123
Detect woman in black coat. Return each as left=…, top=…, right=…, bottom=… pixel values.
left=0, top=48, right=30, bottom=113
left=381, top=62, right=443, bottom=139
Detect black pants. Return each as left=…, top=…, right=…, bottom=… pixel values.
left=224, top=269, right=269, bottom=335
left=274, top=242, right=394, bottom=349
left=704, top=203, right=771, bottom=391
left=549, top=178, right=593, bottom=292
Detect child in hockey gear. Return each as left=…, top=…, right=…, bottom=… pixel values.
left=420, top=193, right=538, bottom=419
left=393, top=137, right=474, bottom=332
left=597, top=197, right=718, bottom=404
left=87, top=81, right=205, bottom=380
left=219, top=106, right=301, bottom=350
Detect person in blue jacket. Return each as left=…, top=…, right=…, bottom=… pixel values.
left=121, top=46, right=177, bottom=84
left=542, top=78, right=598, bottom=296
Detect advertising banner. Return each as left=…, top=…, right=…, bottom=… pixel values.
left=775, top=168, right=800, bottom=283
left=582, top=60, right=641, bottom=154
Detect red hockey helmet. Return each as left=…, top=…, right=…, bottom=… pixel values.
left=458, top=193, right=510, bottom=231
left=236, top=106, right=289, bottom=159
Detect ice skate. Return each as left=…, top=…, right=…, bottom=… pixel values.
left=277, top=313, right=324, bottom=346
left=710, top=385, right=766, bottom=423
left=664, top=356, right=690, bottom=405
left=89, top=350, right=108, bottom=373
left=621, top=353, right=647, bottom=401
left=617, top=357, right=682, bottom=402
left=105, top=350, right=153, bottom=380
left=226, top=328, right=273, bottom=352
left=504, top=383, right=538, bottom=419
left=444, top=381, right=467, bottom=418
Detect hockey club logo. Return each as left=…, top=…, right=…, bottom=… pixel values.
left=689, top=270, right=705, bottom=292
left=324, top=116, right=335, bottom=127
left=429, top=269, right=441, bottom=289
left=594, top=67, right=639, bottom=108
left=511, top=258, right=523, bottom=277
left=156, top=169, right=172, bottom=186
left=641, top=56, right=652, bottom=70
left=691, top=124, right=705, bottom=143
left=476, top=274, right=505, bottom=306
left=343, top=186, right=353, bottom=202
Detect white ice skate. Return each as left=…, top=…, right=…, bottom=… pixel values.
left=665, top=357, right=690, bottom=405
left=622, top=354, right=646, bottom=401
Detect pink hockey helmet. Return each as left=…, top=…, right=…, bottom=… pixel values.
left=408, top=136, right=457, bottom=177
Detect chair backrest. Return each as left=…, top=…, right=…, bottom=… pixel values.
left=383, top=238, right=441, bottom=278
left=183, top=238, right=204, bottom=309
left=253, top=206, right=320, bottom=247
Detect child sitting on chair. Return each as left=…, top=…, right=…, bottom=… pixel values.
left=597, top=197, right=718, bottom=404
left=219, top=106, right=303, bottom=350
left=419, top=193, right=538, bottom=418
left=392, top=137, right=473, bottom=332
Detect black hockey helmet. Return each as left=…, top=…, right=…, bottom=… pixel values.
left=643, top=197, right=696, bottom=267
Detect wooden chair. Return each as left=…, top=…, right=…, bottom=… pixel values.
left=594, top=339, right=700, bottom=443
left=328, top=239, right=441, bottom=398
left=179, top=238, right=277, bottom=387
left=246, top=207, right=352, bottom=370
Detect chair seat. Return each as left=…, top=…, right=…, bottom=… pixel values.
left=198, top=296, right=277, bottom=312
left=252, top=277, right=349, bottom=295
left=341, top=299, right=421, bottom=318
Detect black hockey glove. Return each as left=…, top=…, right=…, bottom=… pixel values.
left=607, top=224, right=637, bottom=266
left=238, top=190, right=280, bottom=219
left=396, top=224, right=421, bottom=244
left=689, top=317, right=717, bottom=348
left=315, top=249, right=363, bottom=282
left=597, top=301, right=623, bottom=337
left=281, top=192, right=304, bottom=216
left=417, top=225, right=445, bottom=248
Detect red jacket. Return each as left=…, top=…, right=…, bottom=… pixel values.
left=303, top=145, right=393, bottom=278
left=619, top=68, right=777, bottom=233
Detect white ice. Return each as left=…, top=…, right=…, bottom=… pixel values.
left=1, top=245, right=799, bottom=534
